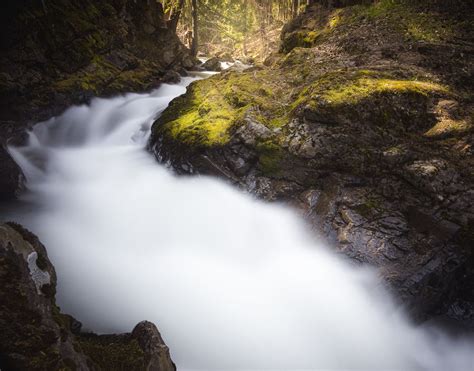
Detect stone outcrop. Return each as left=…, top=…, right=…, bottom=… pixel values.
left=0, top=223, right=175, bottom=370
left=149, top=0, right=474, bottom=322
left=0, top=0, right=196, bottom=200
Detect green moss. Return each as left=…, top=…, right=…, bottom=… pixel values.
left=355, top=198, right=382, bottom=219
left=256, top=141, right=284, bottom=176
left=424, top=117, right=473, bottom=138
left=54, top=55, right=121, bottom=94
left=155, top=70, right=290, bottom=148
left=324, top=78, right=448, bottom=104
left=350, top=0, right=456, bottom=43
left=78, top=334, right=145, bottom=370
left=294, top=69, right=448, bottom=111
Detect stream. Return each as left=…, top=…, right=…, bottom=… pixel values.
left=4, top=76, right=474, bottom=370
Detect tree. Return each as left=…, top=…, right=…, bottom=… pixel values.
left=167, top=0, right=186, bottom=32
left=191, top=0, right=199, bottom=56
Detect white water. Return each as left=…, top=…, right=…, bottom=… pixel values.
left=4, top=77, right=474, bottom=370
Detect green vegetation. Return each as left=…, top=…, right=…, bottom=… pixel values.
left=256, top=141, right=285, bottom=175
left=78, top=334, right=146, bottom=370
left=281, top=0, right=464, bottom=53
left=292, top=69, right=449, bottom=111
left=351, top=0, right=456, bottom=42
left=155, top=70, right=290, bottom=147
left=323, top=77, right=448, bottom=104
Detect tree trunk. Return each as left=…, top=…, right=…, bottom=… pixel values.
left=292, top=0, right=298, bottom=16
left=243, top=0, right=248, bottom=56
left=168, top=0, right=186, bottom=32
left=191, top=0, right=199, bottom=57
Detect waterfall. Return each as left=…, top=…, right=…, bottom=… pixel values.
left=4, top=77, right=474, bottom=370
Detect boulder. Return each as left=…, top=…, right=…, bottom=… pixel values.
left=0, top=223, right=176, bottom=370
left=201, top=57, right=222, bottom=71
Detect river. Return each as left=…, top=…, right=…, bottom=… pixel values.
left=4, top=76, right=474, bottom=370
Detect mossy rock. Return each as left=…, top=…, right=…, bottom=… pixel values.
left=152, top=69, right=291, bottom=149
left=78, top=333, right=146, bottom=370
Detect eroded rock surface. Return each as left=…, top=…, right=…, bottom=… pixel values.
left=0, top=223, right=175, bottom=370
left=149, top=0, right=474, bottom=322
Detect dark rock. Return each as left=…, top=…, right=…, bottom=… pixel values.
left=132, top=321, right=176, bottom=371
left=0, top=222, right=89, bottom=370
left=0, top=146, right=24, bottom=200
left=202, top=57, right=222, bottom=71
left=0, top=223, right=176, bottom=370
left=162, top=70, right=182, bottom=84
left=0, top=0, right=198, bottom=201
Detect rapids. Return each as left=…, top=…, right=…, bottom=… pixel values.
left=4, top=76, right=474, bottom=370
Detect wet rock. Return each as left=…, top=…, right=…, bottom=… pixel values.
left=0, top=223, right=176, bottom=370
left=162, top=70, right=182, bottom=84
left=201, top=57, right=222, bottom=71
left=0, top=223, right=89, bottom=370
left=0, top=0, right=197, bottom=200
left=0, top=146, right=24, bottom=200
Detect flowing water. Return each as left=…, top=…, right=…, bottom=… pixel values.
left=4, top=76, right=474, bottom=370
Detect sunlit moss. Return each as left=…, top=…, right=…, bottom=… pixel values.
left=328, top=9, right=343, bottom=29
left=424, top=118, right=473, bottom=138
left=324, top=78, right=449, bottom=104
left=155, top=70, right=291, bottom=148
left=351, top=0, right=455, bottom=43
left=292, top=69, right=449, bottom=111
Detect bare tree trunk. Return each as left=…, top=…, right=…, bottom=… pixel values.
left=168, top=0, right=186, bottom=32
left=191, top=0, right=199, bottom=57
left=243, top=0, right=248, bottom=57
left=292, top=0, right=298, bottom=16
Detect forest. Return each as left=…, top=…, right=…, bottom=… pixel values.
left=0, top=0, right=473, bottom=370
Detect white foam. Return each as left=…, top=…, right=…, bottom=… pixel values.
left=5, top=77, right=474, bottom=370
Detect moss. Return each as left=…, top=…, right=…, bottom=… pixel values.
left=324, top=78, right=448, bottom=104
left=350, top=0, right=456, bottom=43
left=354, top=198, right=382, bottom=219
left=54, top=55, right=121, bottom=94
left=77, top=334, right=146, bottom=370
left=282, top=0, right=462, bottom=54
left=424, top=118, right=473, bottom=139
left=328, top=9, right=343, bottom=29
left=294, top=69, right=448, bottom=111
left=256, top=141, right=285, bottom=176
left=155, top=70, right=290, bottom=148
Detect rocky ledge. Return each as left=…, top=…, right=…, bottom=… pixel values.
left=0, top=222, right=175, bottom=370
left=0, top=0, right=196, bottom=200
left=149, top=0, right=474, bottom=323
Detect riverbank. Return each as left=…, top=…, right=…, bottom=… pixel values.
left=149, top=0, right=474, bottom=323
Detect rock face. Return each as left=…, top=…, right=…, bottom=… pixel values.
left=0, top=0, right=196, bottom=200
left=0, top=223, right=175, bottom=370
left=149, top=1, right=474, bottom=322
